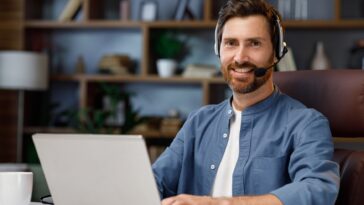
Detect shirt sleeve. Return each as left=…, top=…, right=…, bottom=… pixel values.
left=152, top=119, right=187, bottom=199
left=270, top=115, right=340, bottom=205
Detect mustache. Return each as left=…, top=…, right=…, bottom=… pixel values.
left=229, top=61, right=258, bottom=70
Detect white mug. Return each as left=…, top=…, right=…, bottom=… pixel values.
left=0, top=172, right=33, bottom=205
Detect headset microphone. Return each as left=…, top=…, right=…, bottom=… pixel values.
left=254, top=62, right=278, bottom=77
left=254, top=67, right=269, bottom=77
left=254, top=45, right=288, bottom=77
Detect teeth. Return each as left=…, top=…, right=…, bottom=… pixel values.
left=234, top=68, right=253, bottom=73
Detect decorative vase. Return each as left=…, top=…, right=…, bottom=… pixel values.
left=311, top=41, right=331, bottom=70
left=156, top=59, right=177, bottom=77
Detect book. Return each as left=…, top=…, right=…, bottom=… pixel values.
left=58, top=0, right=83, bottom=22
left=294, top=0, right=308, bottom=20
left=277, top=47, right=297, bottom=72
left=175, top=0, right=188, bottom=20
left=174, top=0, right=194, bottom=20
left=120, top=0, right=130, bottom=21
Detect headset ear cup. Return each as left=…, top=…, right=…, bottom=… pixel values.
left=214, top=42, right=219, bottom=56
left=275, top=16, right=285, bottom=59
left=214, top=22, right=219, bottom=56
left=275, top=33, right=280, bottom=58
left=279, top=42, right=288, bottom=60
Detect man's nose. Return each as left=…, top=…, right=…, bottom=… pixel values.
left=233, top=46, right=250, bottom=64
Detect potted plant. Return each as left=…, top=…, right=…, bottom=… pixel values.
left=63, top=83, right=144, bottom=134
left=152, top=31, right=187, bottom=77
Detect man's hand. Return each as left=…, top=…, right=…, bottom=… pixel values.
left=161, top=194, right=228, bottom=205
left=161, top=194, right=282, bottom=205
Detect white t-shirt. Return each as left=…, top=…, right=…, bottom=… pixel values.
left=211, top=104, right=241, bottom=197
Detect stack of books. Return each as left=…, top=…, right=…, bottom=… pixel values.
left=98, top=55, right=133, bottom=75
left=273, top=0, right=308, bottom=20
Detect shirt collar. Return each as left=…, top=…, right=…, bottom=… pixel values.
left=226, top=86, right=281, bottom=116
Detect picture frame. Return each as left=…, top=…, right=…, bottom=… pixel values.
left=140, top=1, right=158, bottom=21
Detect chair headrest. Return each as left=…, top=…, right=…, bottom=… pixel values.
left=274, top=70, right=364, bottom=137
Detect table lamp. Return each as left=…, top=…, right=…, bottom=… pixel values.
left=0, top=51, right=48, bottom=162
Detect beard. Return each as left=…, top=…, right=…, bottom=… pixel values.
left=222, top=61, right=271, bottom=94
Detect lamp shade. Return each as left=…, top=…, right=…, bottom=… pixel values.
left=0, top=51, right=48, bottom=90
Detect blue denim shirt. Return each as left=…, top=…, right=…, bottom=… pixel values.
left=152, top=88, right=340, bottom=205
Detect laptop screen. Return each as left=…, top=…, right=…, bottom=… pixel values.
left=33, top=134, right=161, bottom=205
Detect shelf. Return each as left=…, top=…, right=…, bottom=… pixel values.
left=25, top=20, right=216, bottom=29
left=334, top=137, right=364, bottom=143
left=146, top=20, right=217, bottom=28
left=51, top=74, right=85, bottom=81
left=25, top=19, right=364, bottom=29
left=128, top=128, right=177, bottom=138
left=23, top=126, right=176, bottom=139
left=25, top=20, right=142, bottom=29
left=24, top=126, right=364, bottom=141
left=23, top=126, right=76, bottom=134
left=51, top=74, right=226, bottom=84
left=283, top=20, right=364, bottom=29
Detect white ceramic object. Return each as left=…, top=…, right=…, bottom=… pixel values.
left=156, top=59, right=177, bottom=78
left=0, top=172, right=33, bottom=205
left=311, top=41, right=331, bottom=70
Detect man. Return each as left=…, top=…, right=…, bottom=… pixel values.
left=152, top=0, right=340, bottom=204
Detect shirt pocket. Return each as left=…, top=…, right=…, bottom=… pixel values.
left=250, top=155, right=289, bottom=194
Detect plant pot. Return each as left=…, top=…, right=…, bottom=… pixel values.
left=156, top=59, right=177, bottom=78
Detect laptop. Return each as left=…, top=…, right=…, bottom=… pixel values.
left=32, top=133, right=161, bottom=205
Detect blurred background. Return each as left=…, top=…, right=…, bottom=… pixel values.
left=0, top=0, right=363, bottom=200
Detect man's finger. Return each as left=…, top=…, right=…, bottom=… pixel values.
left=161, top=196, right=176, bottom=205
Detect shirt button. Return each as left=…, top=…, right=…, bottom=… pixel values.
left=223, top=133, right=228, bottom=138
left=228, top=109, right=232, bottom=114
left=210, top=164, right=215, bottom=170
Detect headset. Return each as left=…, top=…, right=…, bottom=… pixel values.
left=214, top=9, right=288, bottom=60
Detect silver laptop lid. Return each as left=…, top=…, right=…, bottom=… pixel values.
left=33, top=134, right=161, bottom=205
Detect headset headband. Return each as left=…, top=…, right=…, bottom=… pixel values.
left=214, top=11, right=287, bottom=59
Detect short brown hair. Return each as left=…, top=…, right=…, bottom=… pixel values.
left=216, top=0, right=282, bottom=56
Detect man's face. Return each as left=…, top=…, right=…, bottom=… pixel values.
left=219, top=15, right=275, bottom=94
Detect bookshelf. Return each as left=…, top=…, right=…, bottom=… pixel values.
left=1, top=0, right=364, bottom=161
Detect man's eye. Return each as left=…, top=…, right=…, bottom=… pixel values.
left=224, top=40, right=237, bottom=47
left=250, top=41, right=261, bottom=47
